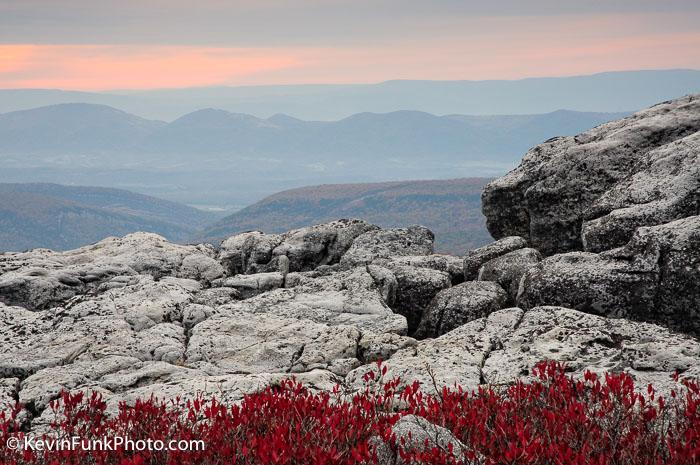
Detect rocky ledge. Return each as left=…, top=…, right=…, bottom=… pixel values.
left=0, top=95, right=698, bottom=433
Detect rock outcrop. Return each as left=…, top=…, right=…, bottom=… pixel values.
left=1, top=95, right=699, bottom=437
left=218, top=219, right=378, bottom=275
left=518, top=215, right=700, bottom=334
left=482, top=95, right=700, bottom=255
left=340, top=225, right=434, bottom=267
left=480, top=93, right=700, bottom=334
left=350, top=307, right=700, bottom=395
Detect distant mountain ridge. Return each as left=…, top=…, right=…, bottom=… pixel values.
left=0, top=103, right=629, bottom=159
left=198, top=178, right=494, bottom=255
left=0, top=183, right=218, bottom=252
left=0, top=69, right=698, bottom=120
left=0, top=103, right=631, bottom=207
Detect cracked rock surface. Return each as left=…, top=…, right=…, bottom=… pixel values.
left=482, top=94, right=700, bottom=255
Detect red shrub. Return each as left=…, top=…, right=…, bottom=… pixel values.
left=1, top=361, right=698, bottom=465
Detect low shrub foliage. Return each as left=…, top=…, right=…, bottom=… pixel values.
left=1, top=361, right=698, bottom=464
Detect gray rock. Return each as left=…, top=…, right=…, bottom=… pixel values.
left=0, top=378, right=19, bottom=417
left=482, top=94, right=700, bottom=255
left=218, top=231, right=283, bottom=275
left=349, top=306, right=700, bottom=396
left=191, top=287, right=241, bottom=306
left=218, top=219, right=378, bottom=275
left=416, top=281, right=508, bottom=338
left=215, top=266, right=408, bottom=335
left=582, top=131, right=700, bottom=252
left=385, top=264, right=451, bottom=335
left=463, top=236, right=528, bottom=280
left=478, top=248, right=542, bottom=301
left=482, top=307, right=700, bottom=394
left=347, top=308, right=524, bottom=393
left=0, top=303, right=186, bottom=379
left=366, top=264, right=398, bottom=306
left=272, top=219, right=379, bottom=272
left=340, top=225, right=434, bottom=267
left=186, top=311, right=361, bottom=376
left=178, top=253, right=225, bottom=283
left=358, top=331, right=418, bottom=363
left=0, top=232, right=221, bottom=310
left=64, top=275, right=198, bottom=330
left=28, top=365, right=341, bottom=432
left=518, top=215, right=700, bottom=334
left=374, top=415, right=466, bottom=465
left=213, top=272, right=285, bottom=298
left=181, top=303, right=215, bottom=330
left=375, top=254, right=465, bottom=284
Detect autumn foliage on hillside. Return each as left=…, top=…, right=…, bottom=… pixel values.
left=1, top=361, right=698, bottom=465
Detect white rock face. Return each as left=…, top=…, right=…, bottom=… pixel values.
left=482, top=307, right=700, bottom=394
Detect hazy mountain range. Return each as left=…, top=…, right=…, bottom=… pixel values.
left=199, top=178, right=493, bottom=255
left=1, top=103, right=627, bottom=207
left=0, top=70, right=698, bottom=121
left=2, top=70, right=697, bottom=253
left=0, top=183, right=218, bottom=251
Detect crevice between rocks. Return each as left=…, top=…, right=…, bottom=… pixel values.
left=287, top=344, right=305, bottom=373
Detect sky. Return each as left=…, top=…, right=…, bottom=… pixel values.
left=1, top=0, right=699, bottom=90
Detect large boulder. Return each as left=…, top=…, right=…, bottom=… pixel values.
left=340, top=225, right=434, bottom=267
left=415, top=281, right=508, bottom=338
left=582, top=131, right=700, bottom=252
left=375, top=254, right=464, bottom=284
left=217, top=219, right=378, bottom=275
left=463, top=236, right=528, bottom=280
left=384, top=264, right=451, bottom=335
left=273, top=219, right=379, bottom=271
left=518, top=215, right=700, bottom=334
left=214, top=266, right=408, bottom=334
left=482, top=95, right=700, bottom=255
left=217, top=231, right=283, bottom=275
left=477, top=247, right=542, bottom=302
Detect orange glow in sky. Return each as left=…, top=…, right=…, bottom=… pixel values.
left=1, top=13, right=699, bottom=90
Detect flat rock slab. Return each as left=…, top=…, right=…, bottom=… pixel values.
left=0, top=232, right=222, bottom=310
left=186, top=311, right=361, bottom=376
